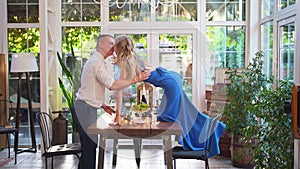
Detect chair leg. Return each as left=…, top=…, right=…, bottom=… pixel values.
left=205, top=159, right=209, bottom=169
left=13, top=132, right=18, bottom=164
left=133, top=139, right=141, bottom=168
left=7, top=134, right=10, bottom=158
left=51, top=157, right=54, bottom=169
left=112, top=139, right=118, bottom=166
left=45, top=157, right=48, bottom=169
left=173, top=158, right=176, bottom=169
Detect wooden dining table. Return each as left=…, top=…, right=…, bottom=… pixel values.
left=87, top=113, right=182, bottom=169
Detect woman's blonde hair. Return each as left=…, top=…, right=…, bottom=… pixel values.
left=115, top=35, right=143, bottom=80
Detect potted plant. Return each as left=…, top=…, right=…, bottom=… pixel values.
left=222, top=51, right=272, bottom=168
left=57, top=45, right=81, bottom=142
left=247, top=79, right=293, bottom=168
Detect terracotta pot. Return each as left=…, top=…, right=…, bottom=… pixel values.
left=231, top=134, right=256, bottom=168
left=219, top=132, right=231, bottom=158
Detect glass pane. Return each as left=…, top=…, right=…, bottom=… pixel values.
left=8, top=28, right=40, bottom=53
left=279, top=22, right=295, bottom=80
left=159, top=34, right=193, bottom=99
left=206, top=0, right=245, bottom=21
left=278, top=0, right=296, bottom=9
left=226, top=2, right=244, bottom=21
left=206, top=26, right=245, bottom=85
left=156, top=0, right=197, bottom=21
left=82, top=3, right=101, bottom=22
left=61, top=26, right=100, bottom=76
left=261, top=22, right=273, bottom=78
left=28, top=2, right=39, bottom=22
left=109, top=2, right=150, bottom=21
left=7, top=1, right=39, bottom=23
left=61, top=1, right=101, bottom=22
left=7, top=4, right=26, bottom=23
left=261, top=0, right=274, bottom=18
left=61, top=3, right=81, bottom=22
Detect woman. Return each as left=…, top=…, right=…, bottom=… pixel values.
left=113, top=35, right=225, bottom=157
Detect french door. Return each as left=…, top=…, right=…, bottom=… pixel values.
left=110, top=30, right=201, bottom=108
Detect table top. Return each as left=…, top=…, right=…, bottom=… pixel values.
left=87, top=114, right=182, bottom=138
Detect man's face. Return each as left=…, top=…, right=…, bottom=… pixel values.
left=100, top=36, right=115, bottom=58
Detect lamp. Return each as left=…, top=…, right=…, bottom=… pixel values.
left=10, top=53, right=38, bottom=153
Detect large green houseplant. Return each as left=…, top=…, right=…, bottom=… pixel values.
left=223, top=51, right=294, bottom=168
left=57, top=46, right=81, bottom=133
left=247, top=79, right=293, bottom=168
left=222, top=51, right=272, bottom=167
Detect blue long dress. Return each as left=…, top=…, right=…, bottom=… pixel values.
left=143, top=67, right=226, bottom=157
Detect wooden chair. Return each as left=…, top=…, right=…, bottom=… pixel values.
left=36, top=112, right=81, bottom=169
left=0, top=100, right=18, bottom=164
left=172, top=115, right=220, bottom=169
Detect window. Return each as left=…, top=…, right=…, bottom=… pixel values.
left=109, top=2, right=151, bottom=21
left=261, top=22, right=274, bottom=78
left=205, top=0, right=246, bottom=86
left=278, top=0, right=296, bottom=10
left=61, top=0, right=101, bottom=22
left=108, top=0, right=197, bottom=22
left=8, top=28, right=41, bottom=146
left=206, top=0, right=246, bottom=21
left=206, top=26, right=245, bottom=85
left=261, top=0, right=274, bottom=18
left=7, top=0, right=39, bottom=23
left=156, top=0, right=197, bottom=21
left=279, top=22, right=295, bottom=80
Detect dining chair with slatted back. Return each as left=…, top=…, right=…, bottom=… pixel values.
left=172, top=114, right=221, bottom=169
left=0, top=100, right=18, bottom=164
left=36, top=112, right=81, bottom=169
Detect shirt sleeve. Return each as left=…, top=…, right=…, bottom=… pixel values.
left=95, top=61, right=115, bottom=89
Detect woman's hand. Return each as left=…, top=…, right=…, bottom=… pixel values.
left=110, top=114, right=121, bottom=126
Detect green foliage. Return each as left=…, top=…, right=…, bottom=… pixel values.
left=8, top=28, right=40, bottom=53
left=57, top=45, right=81, bottom=132
left=223, top=51, right=272, bottom=135
left=223, top=51, right=294, bottom=168
left=62, top=27, right=100, bottom=55
left=248, top=80, right=293, bottom=168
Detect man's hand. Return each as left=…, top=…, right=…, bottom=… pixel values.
left=101, top=104, right=115, bottom=115
left=131, top=70, right=151, bottom=84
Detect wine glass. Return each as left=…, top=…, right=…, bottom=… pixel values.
left=110, top=99, right=116, bottom=110
left=133, top=107, right=149, bottom=124
left=124, top=102, right=132, bottom=119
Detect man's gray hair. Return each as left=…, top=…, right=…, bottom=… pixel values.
left=96, top=34, right=114, bottom=48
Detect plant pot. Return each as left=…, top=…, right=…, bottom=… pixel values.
left=231, top=134, right=255, bottom=168
left=72, top=131, right=80, bottom=143
left=219, top=132, right=231, bottom=158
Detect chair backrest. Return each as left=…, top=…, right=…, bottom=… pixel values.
left=205, top=114, right=220, bottom=153
left=36, top=112, right=52, bottom=151
left=0, top=100, right=16, bottom=126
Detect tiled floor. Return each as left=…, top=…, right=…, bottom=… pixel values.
left=0, top=140, right=241, bottom=169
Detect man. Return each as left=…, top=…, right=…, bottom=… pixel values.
left=74, top=34, right=150, bottom=169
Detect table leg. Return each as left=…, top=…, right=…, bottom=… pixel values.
left=133, top=139, right=142, bottom=168
left=98, top=135, right=106, bottom=169
left=112, top=139, right=118, bottom=165
left=163, top=135, right=173, bottom=169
